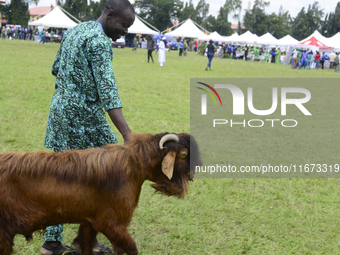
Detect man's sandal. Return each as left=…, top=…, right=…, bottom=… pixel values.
left=40, top=243, right=80, bottom=255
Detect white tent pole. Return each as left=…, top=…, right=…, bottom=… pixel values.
left=161, top=19, right=187, bottom=34
left=135, top=15, right=160, bottom=34
left=58, top=6, right=81, bottom=24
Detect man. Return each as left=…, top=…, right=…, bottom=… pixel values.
left=329, top=51, right=336, bottom=69
left=320, top=52, right=326, bottom=69
left=291, top=49, right=297, bottom=68
left=228, top=44, right=232, bottom=58
left=132, top=36, right=138, bottom=51
left=158, top=37, right=166, bottom=67
left=276, top=47, right=281, bottom=64
left=300, top=50, right=308, bottom=69
left=233, top=45, right=237, bottom=59
left=183, top=40, right=188, bottom=56
left=270, top=48, right=276, bottom=63
left=178, top=40, right=183, bottom=56
left=40, top=28, right=46, bottom=44
left=155, top=37, right=160, bottom=53
left=146, top=34, right=154, bottom=63
left=244, top=45, right=248, bottom=61
left=50, top=29, right=55, bottom=43
left=42, top=0, right=135, bottom=254
left=296, top=49, right=302, bottom=69
left=334, top=52, right=339, bottom=72
left=1, top=26, right=5, bottom=40
left=254, top=46, right=259, bottom=61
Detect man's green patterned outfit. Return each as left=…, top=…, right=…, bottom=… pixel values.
left=44, top=21, right=123, bottom=241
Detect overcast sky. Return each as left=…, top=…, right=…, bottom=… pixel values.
left=194, top=0, right=338, bottom=22
left=30, top=0, right=339, bottom=23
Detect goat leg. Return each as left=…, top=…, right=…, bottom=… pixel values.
left=0, top=226, right=14, bottom=255
left=95, top=223, right=138, bottom=255
left=73, top=223, right=97, bottom=255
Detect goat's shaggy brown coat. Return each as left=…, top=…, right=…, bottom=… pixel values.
left=0, top=133, right=201, bottom=255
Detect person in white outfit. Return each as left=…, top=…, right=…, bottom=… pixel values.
left=158, top=37, right=166, bottom=67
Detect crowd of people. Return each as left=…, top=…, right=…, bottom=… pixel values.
left=1, top=26, right=34, bottom=40
left=290, top=48, right=339, bottom=71
left=3, top=25, right=339, bottom=72
left=196, top=41, right=340, bottom=72
left=1, top=26, right=66, bottom=43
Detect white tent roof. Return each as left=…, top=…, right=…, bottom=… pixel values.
left=325, top=32, right=340, bottom=49
left=198, top=31, right=226, bottom=42
left=277, top=35, right=299, bottom=45
left=165, top=18, right=206, bottom=38
left=28, top=6, right=78, bottom=28
left=298, top=30, right=328, bottom=45
left=256, top=32, right=279, bottom=45
left=128, top=16, right=159, bottom=34
left=223, top=33, right=238, bottom=42
left=233, top=31, right=258, bottom=43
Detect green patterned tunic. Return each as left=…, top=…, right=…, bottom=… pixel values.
left=44, top=21, right=122, bottom=152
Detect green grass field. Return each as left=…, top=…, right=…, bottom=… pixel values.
left=1, top=40, right=340, bottom=255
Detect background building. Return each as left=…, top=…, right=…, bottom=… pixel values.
left=28, top=6, right=51, bottom=22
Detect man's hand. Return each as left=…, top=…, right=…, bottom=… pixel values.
left=107, top=108, right=131, bottom=144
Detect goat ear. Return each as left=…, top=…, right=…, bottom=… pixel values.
left=162, top=151, right=176, bottom=180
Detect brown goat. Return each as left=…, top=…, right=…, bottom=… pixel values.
left=0, top=132, right=201, bottom=255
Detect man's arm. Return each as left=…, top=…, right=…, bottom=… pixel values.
left=108, top=108, right=131, bottom=144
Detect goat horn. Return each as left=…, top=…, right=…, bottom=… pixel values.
left=159, top=134, right=179, bottom=150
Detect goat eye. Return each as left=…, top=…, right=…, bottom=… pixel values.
left=181, top=151, right=187, bottom=158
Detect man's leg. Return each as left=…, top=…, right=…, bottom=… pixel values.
left=40, top=224, right=65, bottom=255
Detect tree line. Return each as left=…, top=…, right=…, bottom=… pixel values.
left=1, top=0, right=340, bottom=41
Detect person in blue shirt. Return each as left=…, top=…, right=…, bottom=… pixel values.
left=179, top=41, right=184, bottom=56
left=233, top=45, right=237, bottom=59
left=299, top=50, right=308, bottom=69
left=320, top=52, right=326, bottom=69
left=228, top=44, right=232, bottom=58
left=270, top=48, right=276, bottom=63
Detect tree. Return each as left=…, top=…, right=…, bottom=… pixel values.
left=134, top=0, right=183, bottom=32
left=243, top=0, right=270, bottom=36
left=0, top=0, right=29, bottom=26
left=195, top=0, right=209, bottom=26
left=180, top=0, right=196, bottom=21
left=291, top=1, right=324, bottom=40
left=213, top=0, right=242, bottom=35
left=59, top=0, right=89, bottom=21
left=322, top=2, right=340, bottom=37
left=88, top=0, right=106, bottom=20
left=265, top=6, right=292, bottom=39
left=214, top=6, right=233, bottom=35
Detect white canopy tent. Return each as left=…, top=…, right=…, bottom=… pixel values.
left=28, top=6, right=78, bottom=28
left=233, top=31, right=258, bottom=44
left=298, top=30, right=328, bottom=45
left=256, top=32, right=279, bottom=45
left=325, top=32, right=340, bottom=49
left=165, top=18, right=206, bottom=38
left=222, top=33, right=238, bottom=42
left=128, top=15, right=159, bottom=34
left=277, top=35, right=299, bottom=46
left=198, top=31, right=226, bottom=42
